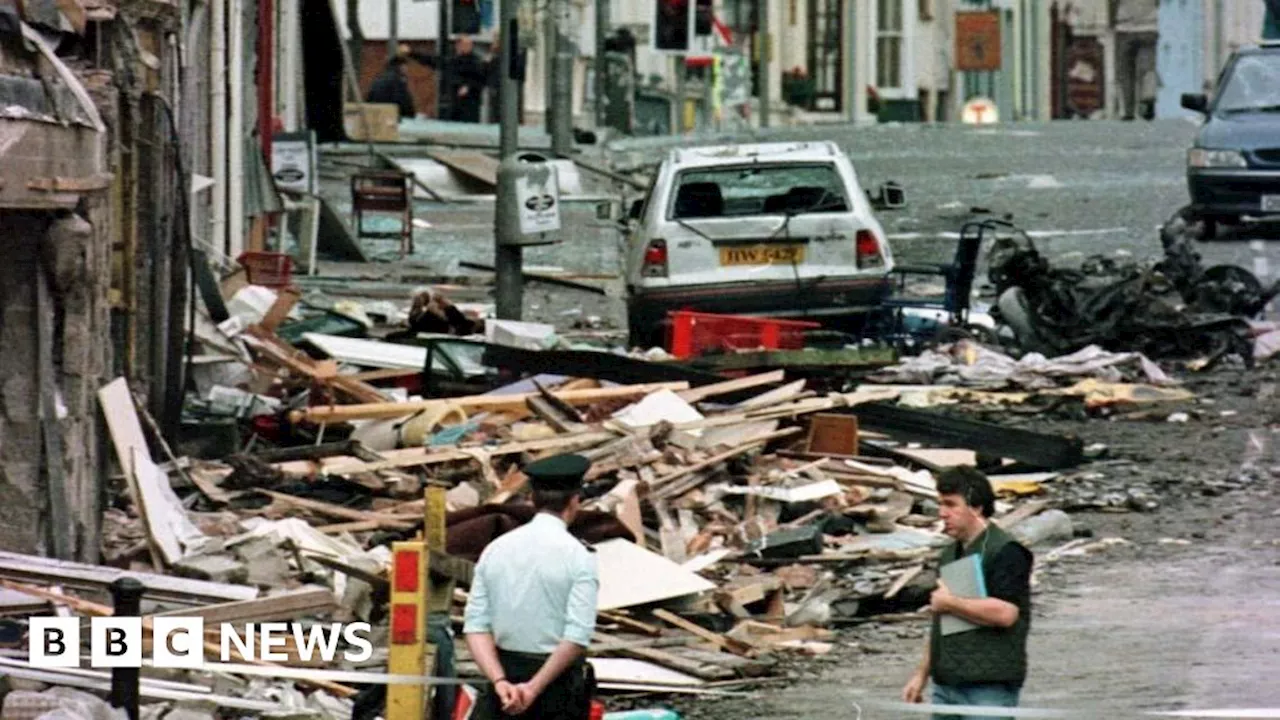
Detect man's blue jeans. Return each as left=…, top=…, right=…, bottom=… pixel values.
left=931, top=681, right=1021, bottom=720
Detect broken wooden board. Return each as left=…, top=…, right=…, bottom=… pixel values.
left=131, top=447, right=211, bottom=566
left=0, top=550, right=258, bottom=604
left=426, top=149, right=499, bottom=189
left=152, top=586, right=337, bottom=624
left=676, top=370, right=786, bottom=404
left=291, top=382, right=691, bottom=424
left=593, top=539, right=717, bottom=612
left=272, top=431, right=617, bottom=477
left=652, top=609, right=756, bottom=657
left=730, top=380, right=808, bottom=412
left=587, top=658, right=704, bottom=687
left=590, top=633, right=735, bottom=680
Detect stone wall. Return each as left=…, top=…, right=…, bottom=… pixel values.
left=0, top=208, right=112, bottom=562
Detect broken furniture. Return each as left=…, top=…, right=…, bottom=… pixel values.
left=351, top=170, right=414, bottom=256
left=875, top=218, right=994, bottom=347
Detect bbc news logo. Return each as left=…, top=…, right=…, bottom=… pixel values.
left=29, top=618, right=374, bottom=668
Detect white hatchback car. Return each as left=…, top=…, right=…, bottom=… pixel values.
left=623, top=140, right=898, bottom=348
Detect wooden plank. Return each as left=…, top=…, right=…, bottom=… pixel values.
left=588, top=658, right=704, bottom=687
left=676, top=370, right=786, bottom=404
left=275, top=431, right=618, bottom=477
left=590, top=633, right=733, bottom=681
left=652, top=609, right=756, bottom=657
left=348, top=367, right=424, bottom=383
left=884, top=564, right=924, bottom=600
left=152, top=586, right=337, bottom=624
left=994, top=499, right=1051, bottom=529
left=426, top=149, right=499, bottom=188
left=290, top=381, right=691, bottom=424
left=650, top=432, right=782, bottom=493
left=599, top=610, right=665, bottom=637
left=0, top=551, right=257, bottom=604
left=259, top=490, right=416, bottom=529
left=131, top=447, right=198, bottom=566
left=730, top=380, right=808, bottom=411
left=650, top=427, right=803, bottom=501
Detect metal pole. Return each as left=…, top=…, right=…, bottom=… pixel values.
left=388, top=0, right=398, bottom=58
left=544, top=3, right=555, bottom=134
left=109, top=578, right=145, bottom=720
left=550, top=0, right=574, bottom=153
left=675, top=54, right=685, bottom=132
left=595, top=0, right=608, bottom=127
left=438, top=0, right=451, bottom=119
left=758, top=0, right=770, bottom=128
left=495, top=0, right=523, bottom=319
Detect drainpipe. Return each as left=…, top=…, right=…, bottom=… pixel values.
left=228, top=0, right=244, bottom=258
left=211, top=0, right=227, bottom=256
left=1212, top=0, right=1223, bottom=79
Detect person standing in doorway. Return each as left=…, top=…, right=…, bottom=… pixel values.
left=365, top=52, right=417, bottom=120
left=902, top=466, right=1034, bottom=720
left=408, top=35, right=489, bottom=123
left=463, top=453, right=599, bottom=718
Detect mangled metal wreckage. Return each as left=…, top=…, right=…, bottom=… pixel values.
left=988, top=223, right=1280, bottom=367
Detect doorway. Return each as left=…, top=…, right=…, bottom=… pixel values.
left=806, top=0, right=844, bottom=112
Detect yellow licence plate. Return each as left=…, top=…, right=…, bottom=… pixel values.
left=719, top=244, right=805, bottom=266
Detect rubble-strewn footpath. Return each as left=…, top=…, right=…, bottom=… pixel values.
left=9, top=241, right=1271, bottom=720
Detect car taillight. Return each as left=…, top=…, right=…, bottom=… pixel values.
left=856, top=230, right=884, bottom=269
left=642, top=239, right=669, bottom=277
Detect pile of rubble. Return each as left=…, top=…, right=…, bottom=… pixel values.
left=0, top=279, right=1116, bottom=716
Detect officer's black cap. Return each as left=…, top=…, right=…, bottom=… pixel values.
left=524, top=453, right=590, bottom=492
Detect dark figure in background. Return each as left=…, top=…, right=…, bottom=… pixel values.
left=408, top=36, right=489, bottom=123
left=365, top=55, right=416, bottom=120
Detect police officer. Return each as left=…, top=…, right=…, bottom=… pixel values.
left=463, top=453, right=599, bottom=718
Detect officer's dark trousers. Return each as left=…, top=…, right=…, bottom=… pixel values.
left=473, top=648, right=592, bottom=719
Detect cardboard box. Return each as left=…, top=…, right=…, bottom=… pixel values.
left=343, top=103, right=400, bottom=142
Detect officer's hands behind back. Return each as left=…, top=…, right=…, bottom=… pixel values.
left=495, top=680, right=522, bottom=715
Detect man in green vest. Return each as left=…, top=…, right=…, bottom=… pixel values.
left=901, top=466, right=1034, bottom=720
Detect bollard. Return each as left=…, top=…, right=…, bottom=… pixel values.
left=109, top=577, right=145, bottom=720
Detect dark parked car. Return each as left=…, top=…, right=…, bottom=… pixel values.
left=1181, top=42, right=1280, bottom=239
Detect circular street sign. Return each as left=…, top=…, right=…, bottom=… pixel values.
left=962, top=97, right=999, bottom=125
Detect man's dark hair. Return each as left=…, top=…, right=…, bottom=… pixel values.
left=532, top=487, right=578, bottom=514
left=936, top=465, right=996, bottom=518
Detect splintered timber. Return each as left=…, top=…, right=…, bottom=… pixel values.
left=28, top=617, right=375, bottom=668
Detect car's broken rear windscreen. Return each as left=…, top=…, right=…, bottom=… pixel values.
left=669, top=163, right=849, bottom=219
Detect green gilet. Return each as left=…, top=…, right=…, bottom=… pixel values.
left=929, top=522, right=1031, bottom=687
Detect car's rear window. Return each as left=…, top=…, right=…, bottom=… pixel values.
left=668, top=163, right=849, bottom=219
left=1216, top=53, right=1280, bottom=113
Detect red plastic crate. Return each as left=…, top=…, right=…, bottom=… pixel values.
left=237, top=251, right=293, bottom=288
left=667, top=310, right=821, bottom=358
